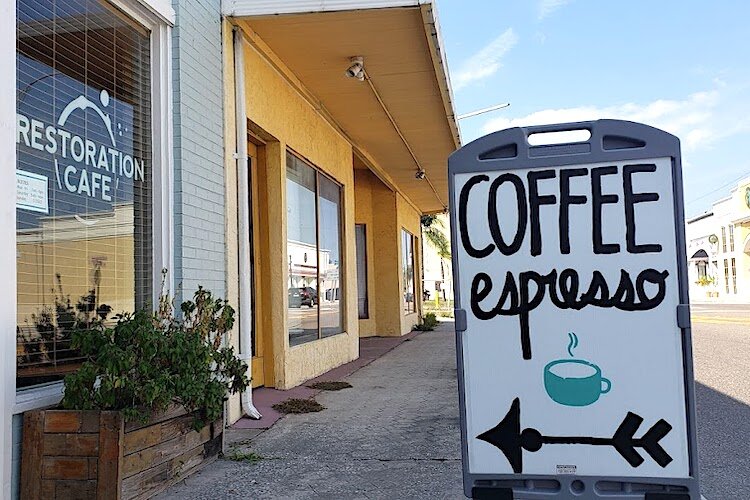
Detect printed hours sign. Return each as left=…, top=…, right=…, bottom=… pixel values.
left=448, top=121, right=700, bottom=499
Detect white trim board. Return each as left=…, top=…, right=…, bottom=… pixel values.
left=223, top=0, right=430, bottom=16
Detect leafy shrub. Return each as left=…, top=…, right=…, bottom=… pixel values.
left=61, top=280, right=249, bottom=428
left=695, top=275, right=715, bottom=287
left=414, top=312, right=439, bottom=331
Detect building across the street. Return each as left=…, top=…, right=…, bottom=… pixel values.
left=2, top=0, right=459, bottom=496
left=685, top=177, right=750, bottom=303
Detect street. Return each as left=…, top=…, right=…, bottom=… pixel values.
left=690, top=303, right=750, bottom=499
left=159, top=307, right=750, bottom=499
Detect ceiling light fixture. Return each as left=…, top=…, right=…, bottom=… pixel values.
left=344, top=56, right=365, bottom=81
left=415, top=169, right=426, bottom=180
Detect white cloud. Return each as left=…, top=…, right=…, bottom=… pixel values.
left=480, top=89, right=735, bottom=152
left=453, top=29, right=518, bottom=91
left=538, top=0, right=572, bottom=20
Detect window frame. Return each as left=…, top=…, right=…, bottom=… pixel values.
left=401, top=228, right=416, bottom=314
left=11, top=0, right=174, bottom=413
left=355, top=223, right=369, bottom=320
left=723, top=258, right=730, bottom=294
left=286, top=150, right=345, bottom=346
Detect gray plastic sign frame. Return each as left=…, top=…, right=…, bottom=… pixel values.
left=448, top=120, right=700, bottom=499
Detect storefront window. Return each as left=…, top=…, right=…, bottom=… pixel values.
left=286, top=152, right=343, bottom=346
left=402, top=229, right=416, bottom=314
left=16, top=0, right=152, bottom=389
left=318, top=175, right=343, bottom=338
left=355, top=224, right=368, bottom=319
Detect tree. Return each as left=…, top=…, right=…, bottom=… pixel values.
left=421, top=214, right=451, bottom=259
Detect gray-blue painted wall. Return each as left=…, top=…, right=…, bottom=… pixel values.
left=171, top=0, right=227, bottom=302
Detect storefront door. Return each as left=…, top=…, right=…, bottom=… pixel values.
left=248, top=141, right=265, bottom=387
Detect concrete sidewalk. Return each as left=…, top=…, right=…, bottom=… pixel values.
left=157, top=322, right=463, bottom=499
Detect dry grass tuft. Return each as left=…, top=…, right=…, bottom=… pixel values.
left=272, top=398, right=325, bottom=414
left=307, top=381, right=353, bottom=391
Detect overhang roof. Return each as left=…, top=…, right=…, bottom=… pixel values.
left=230, top=2, right=459, bottom=213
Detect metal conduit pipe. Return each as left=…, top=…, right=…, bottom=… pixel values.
left=233, top=27, right=261, bottom=420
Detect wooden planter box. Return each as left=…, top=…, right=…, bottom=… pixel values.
left=21, top=407, right=222, bottom=500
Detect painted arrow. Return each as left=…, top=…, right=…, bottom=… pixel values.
left=477, top=398, right=674, bottom=473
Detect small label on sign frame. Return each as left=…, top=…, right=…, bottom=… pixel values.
left=556, top=465, right=577, bottom=475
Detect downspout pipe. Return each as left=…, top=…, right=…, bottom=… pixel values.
left=233, top=27, right=261, bottom=420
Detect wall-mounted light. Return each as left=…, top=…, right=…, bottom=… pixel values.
left=345, top=56, right=365, bottom=81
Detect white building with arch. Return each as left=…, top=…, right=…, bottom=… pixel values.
left=685, top=177, right=750, bottom=303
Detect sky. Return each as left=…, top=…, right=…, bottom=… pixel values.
left=437, top=0, right=750, bottom=217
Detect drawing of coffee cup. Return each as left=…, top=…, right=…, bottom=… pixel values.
left=543, top=359, right=611, bottom=407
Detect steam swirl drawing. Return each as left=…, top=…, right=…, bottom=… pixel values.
left=543, top=332, right=611, bottom=407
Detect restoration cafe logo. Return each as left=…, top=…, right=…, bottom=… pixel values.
left=16, top=89, right=145, bottom=205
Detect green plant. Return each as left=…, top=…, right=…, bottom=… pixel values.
left=225, top=450, right=263, bottom=464
left=414, top=312, right=439, bottom=331
left=695, top=275, right=715, bottom=287
left=61, top=275, right=249, bottom=428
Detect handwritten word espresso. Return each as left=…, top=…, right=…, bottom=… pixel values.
left=458, top=164, right=668, bottom=360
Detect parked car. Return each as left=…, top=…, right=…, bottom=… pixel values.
left=289, top=287, right=317, bottom=308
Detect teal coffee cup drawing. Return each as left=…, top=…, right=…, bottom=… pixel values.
left=544, top=358, right=611, bottom=406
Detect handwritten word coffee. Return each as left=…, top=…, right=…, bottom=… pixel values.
left=458, top=164, right=667, bottom=359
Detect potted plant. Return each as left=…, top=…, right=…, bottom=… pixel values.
left=695, top=275, right=716, bottom=298
left=21, top=276, right=249, bottom=500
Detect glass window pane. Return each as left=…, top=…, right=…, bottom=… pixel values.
left=16, top=0, right=152, bottom=389
left=402, top=230, right=415, bottom=313
left=319, top=175, right=343, bottom=337
left=286, top=154, right=318, bottom=346
left=355, top=224, right=368, bottom=319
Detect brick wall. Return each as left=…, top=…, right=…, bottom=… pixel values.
left=171, top=0, right=226, bottom=301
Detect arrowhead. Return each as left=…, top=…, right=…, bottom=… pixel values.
left=640, top=419, right=673, bottom=467
left=477, top=398, right=523, bottom=473
left=612, top=412, right=645, bottom=467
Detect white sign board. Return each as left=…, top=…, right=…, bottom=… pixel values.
left=16, top=170, right=49, bottom=214
left=448, top=121, right=699, bottom=499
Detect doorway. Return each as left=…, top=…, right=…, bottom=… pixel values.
left=247, top=139, right=268, bottom=387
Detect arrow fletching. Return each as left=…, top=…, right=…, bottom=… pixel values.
left=612, top=412, right=645, bottom=467
left=639, top=419, right=673, bottom=467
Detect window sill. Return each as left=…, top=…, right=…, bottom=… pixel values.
left=289, top=331, right=348, bottom=350
left=14, top=382, right=64, bottom=414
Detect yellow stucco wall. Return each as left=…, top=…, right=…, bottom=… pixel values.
left=354, top=169, right=401, bottom=336
left=353, top=169, right=424, bottom=337
left=241, top=36, right=359, bottom=390
left=353, top=169, right=377, bottom=337
left=223, top=23, right=429, bottom=408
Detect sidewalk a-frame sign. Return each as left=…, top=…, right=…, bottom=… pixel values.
left=448, top=121, right=700, bottom=499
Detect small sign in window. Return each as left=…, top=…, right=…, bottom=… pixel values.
left=16, top=170, right=49, bottom=214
